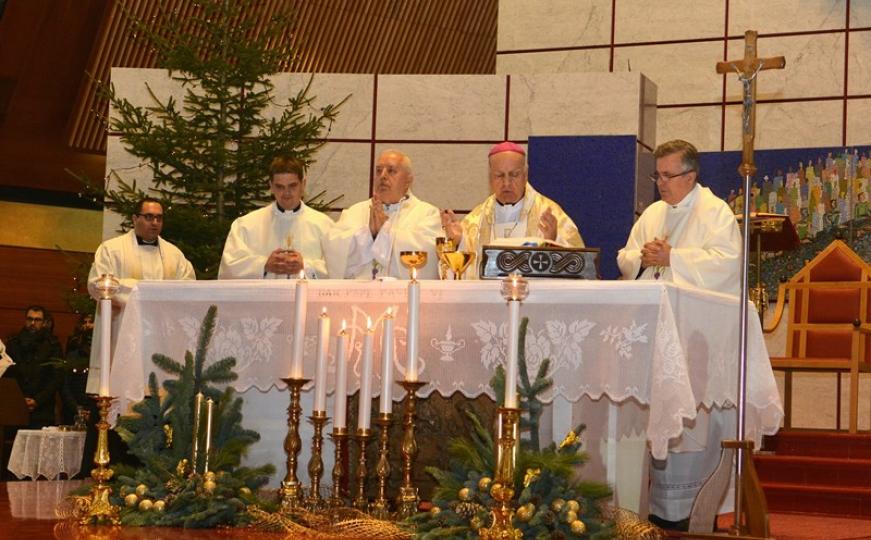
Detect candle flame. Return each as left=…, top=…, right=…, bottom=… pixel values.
left=387, top=307, right=393, bottom=317
left=340, top=319, right=347, bottom=334
left=411, top=267, right=417, bottom=280
left=367, top=316, right=373, bottom=331
left=298, top=270, right=306, bottom=280
left=321, top=306, right=328, bottom=317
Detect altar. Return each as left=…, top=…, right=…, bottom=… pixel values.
left=108, top=279, right=783, bottom=513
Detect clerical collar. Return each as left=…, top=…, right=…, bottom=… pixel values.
left=275, top=201, right=302, bottom=214
left=136, top=235, right=159, bottom=246
left=494, top=199, right=523, bottom=224
left=382, top=195, right=409, bottom=213
left=668, top=183, right=700, bottom=210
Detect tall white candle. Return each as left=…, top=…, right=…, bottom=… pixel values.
left=99, top=297, right=112, bottom=396
left=406, top=270, right=420, bottom=381
left=314, top=307, right=331, bottom=412
left=191, top=392, right=203, bottom=469
left=505, top=298, right=520, bottom=409
left=358, top=317, right=374, bottom=431
left=379, top=309, right=395, bottom=414
left=333, top=321, right=349, bottom=429
left=204, top=398, right=214, bottom=473
left=291, top=272, right=308, bottom=378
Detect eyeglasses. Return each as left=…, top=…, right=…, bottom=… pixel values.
left=136, top=213, right=164, bottom=223
left=26, top=316, right=44, bottom=323
left=648, top=169, right=694, bottom=183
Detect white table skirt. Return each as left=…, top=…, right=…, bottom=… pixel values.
left=7, top=429, right=87, bottom=480
left=108, top=279, right=782, bottom=461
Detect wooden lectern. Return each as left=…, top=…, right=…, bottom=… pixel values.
left=0, top=378, right=30, bottom=479
left=736, top=213, right=800, bottom=319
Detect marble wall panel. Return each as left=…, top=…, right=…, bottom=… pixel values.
left=846, top=98, right=871, bottom=146
left=848, top=31, right=871, bottom=95
left=723, top=100, right=843, bottom=150
left=613, top=41, right=724, bottom=105
left=640, top=76, right=658, bottom=149
left=497, top=0, right=612, bottom=51
left=109, top=67, right=186, bottom=124
left=724, top=33, right=844, bottom=101
left=307, top=142, right=372, bottom=210
left=729, top=0, right=846, bottom=34
left=376, top=143, right=495, bottom=212
left=268, top=73, right=373, bottom=140
left=496, top=49, right=611, bottom=75
left=508, top=73, right=643, bottom=140
left=851, top=5, right=871, bottom=27
left=614, top=0, right=724, bottom=43
left=656, top=106, right=723, bottom=152
left=375, top=75, right=505, bottom=141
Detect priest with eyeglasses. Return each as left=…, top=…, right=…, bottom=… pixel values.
left=85, top=197, right=195, bottom=393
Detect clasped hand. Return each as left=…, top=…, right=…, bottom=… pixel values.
left=369, top=195, right=389, bottom=238
left=266, top=248, right=304, bottom=275
left=640, top=237, right=670, bottom=268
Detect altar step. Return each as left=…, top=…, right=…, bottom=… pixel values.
left=755, top=431, right=871, bottom=517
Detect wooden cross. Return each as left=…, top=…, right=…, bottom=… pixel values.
left=716, top=30, right=785, bottom=177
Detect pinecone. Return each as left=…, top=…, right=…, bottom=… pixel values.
left=455, top=501, right=486, bottom=519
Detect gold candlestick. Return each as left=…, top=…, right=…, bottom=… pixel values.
left=396, top=379, right=426, bottom=519
left=354, top=428, right=373, bottom=511
left=280, top=377, right=310, bottom=511
left=76, top=395, right=121, bottom=525
left=306, top=410, right=329, bottom=511
left=371, top=412, right=393, bottom=519
left=328, top=427, right=349, bottom=507
left=479, top=407, right=521, bottom=540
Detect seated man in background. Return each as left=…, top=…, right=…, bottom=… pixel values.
left=617, top=139, right=741, bottom=530
left=86, top=197, right=195, bottom=393
left=325, top=149, right=442, bottom=279
left=5, top=305, right=62, bottom=428
left=219, top=155, right=334, bottom=279
left=440, top=141, right=584, bottom=278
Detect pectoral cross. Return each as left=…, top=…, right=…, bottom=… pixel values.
left=716, top=30, right=785, bottom=177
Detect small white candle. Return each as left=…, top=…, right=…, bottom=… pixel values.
left=406, top=271, right=420, bottom=381
left=379, top=309, right=395, bottom=414
left=291, top=272, right=308, bottom=378
left=505, top=278, right=520, bottom=408
left=358, top=317, right=374, bottom=431
left=313, top=308, right=331, bottom=412
left=334, top=321, right=349, bottom=429
left=191, top=392, right=203, bottom=468
left=99, top=297, right=112, bottom=396
left=204, top=398, right=214, bottom=472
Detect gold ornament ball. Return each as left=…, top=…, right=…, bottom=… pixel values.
left=566, top=499, right=580, bottom=514
left=124, top=493, right=139, bottom=507
left=458, top=487, right=471, bottom=501
left=516, top=506, right=531, bottom=522
left=153, top=500, right=166, bottom=512
left=570, top=519, right=587, bottom=535
left=430, top=506, right=442, bottom=515
left=478, top=476, right=492, bottom=491
left=551, top=498, right=566, bottom=512
left=489, top=482, right=503, bottom=499
left=138, top=499, right=154, bottom=511
left=135, top=484, right=148, bottom=497
left=239, top=486, right=252, bottom=496
left=204, top=471, right=216, bottom=482
left=470, top=516, right=483, bottom=530
left=565, top=510, right=578, bottom=523
left=203, top=480, right=217, bottom=493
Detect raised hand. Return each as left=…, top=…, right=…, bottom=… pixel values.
left=440, top=209, right=463, bottom=244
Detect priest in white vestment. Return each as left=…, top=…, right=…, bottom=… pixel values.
left=617, top=139, right=741, bottom=529
left=219, top=156, right=334, bottom=280
left=324, top=149, right=442, bottom=279
left=440, top=141, right=584, bottom=278
left=86, top=198, right=195, bottom=393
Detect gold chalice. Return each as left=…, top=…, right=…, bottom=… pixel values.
left=435, top=237, right=456, bottom=280
left=399, top=250, right=428, bottom=280
left=444, top=251, right=475, bottom=280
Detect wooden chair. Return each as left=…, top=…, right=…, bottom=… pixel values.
left=765, top=240, right=871, bottom=432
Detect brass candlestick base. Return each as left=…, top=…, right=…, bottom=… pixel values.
left=480, top=407, right=521, bottom=540
left=305, top=411, right=329, bottom=511
left=328, top=427, right=349, bottom=508
left=76, top=395, right=121, bottom=525
left=280, top=377, right=310, bottom=512
left=396, top=380, right=426, bottom=519
left=354, top=428, right=373, bottom=511
left=371, top=412, right=394, bottom=519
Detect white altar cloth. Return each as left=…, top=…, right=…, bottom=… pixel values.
left=108, top=279, right=782, bottom=461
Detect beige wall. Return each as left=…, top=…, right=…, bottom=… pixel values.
left=497, top=0, right=870, bottom=152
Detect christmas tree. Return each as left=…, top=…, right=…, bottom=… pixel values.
left=73, top=0, right=343, bottom=278
left=106, top=305, right=275, bottom=528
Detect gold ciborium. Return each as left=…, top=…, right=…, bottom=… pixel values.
left=435, top=237, right=456, bottom=280
left=399, top=250, right=428, bottom=280
left=444, top=251, right=475, bottom=280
